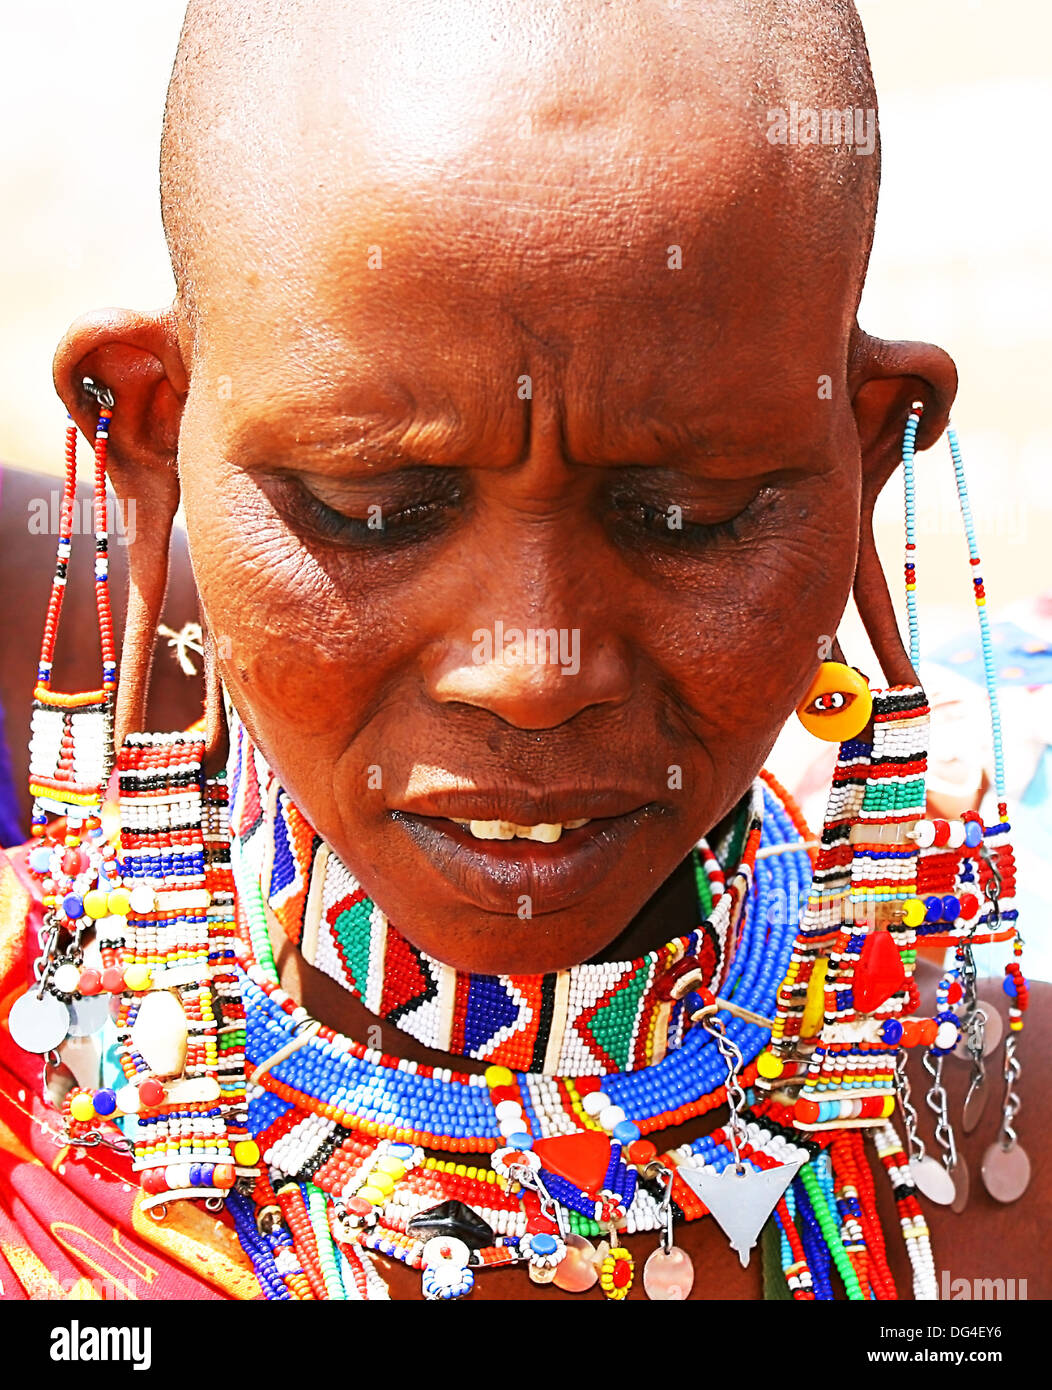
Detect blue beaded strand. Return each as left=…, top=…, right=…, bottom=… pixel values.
left=946, top=423, right=1006, bottom=803
left=902, top=407, right=921, bottom=669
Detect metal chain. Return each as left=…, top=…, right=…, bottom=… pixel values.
left=702, top=1014, right=747, bottom=1165
left=957, top=944, right=987, bottom=1117
left=895, top=1048, right=926, bottom=1163
left=922, top=1049, right=958, bottom=1172
left=979, top=840, right=1003, bottom=929
left=32, top=914, right=62, bottom=1000
left=997, top=1033, right=1023, bottom=1150
left=534, top=1170, right=570, bottom=1240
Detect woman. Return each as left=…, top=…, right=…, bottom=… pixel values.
left=1, top=0, right=1046, bottom=1302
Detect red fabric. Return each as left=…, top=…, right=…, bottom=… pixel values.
left=0, top=843, right=262, bottom=1300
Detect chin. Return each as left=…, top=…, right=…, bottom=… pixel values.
left=345, top=804, right=685, bottom=974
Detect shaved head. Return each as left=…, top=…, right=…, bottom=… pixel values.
left=135, top=0, right=919, bottom=974
left=160, top=0, right=879, bottom=343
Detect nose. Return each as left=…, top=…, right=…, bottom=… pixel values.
left=427, top=626, right=633, bottom=730
left=422, top=543, right=634, bottom=731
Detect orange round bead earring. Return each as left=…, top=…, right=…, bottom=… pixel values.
left=794, top=661, right=873, bottom=742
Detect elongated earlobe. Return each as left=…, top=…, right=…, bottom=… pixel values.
left=849, top=330, right=958, bottom=686
left=53, top=307, right=188, bottom=752
left=201, top=617, right=229, bottom=773
left=116, top=477, right=180, bottom=749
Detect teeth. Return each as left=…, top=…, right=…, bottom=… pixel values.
left=466, top=820, right=517, bottom=841
left=451, top=817, right=592, bottom=842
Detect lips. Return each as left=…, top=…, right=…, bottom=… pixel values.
left=390, top=801, right=661, bottom=916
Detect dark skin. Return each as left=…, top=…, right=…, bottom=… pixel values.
left=42, top=1, right=1048, bottom=1299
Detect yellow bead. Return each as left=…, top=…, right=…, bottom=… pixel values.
left=233, top=1140, right=260, bottom=1166
left=82, top=889, right=109, bottom=919
left=375, top=1156, right=406, bottom=1179
left=881, top=1095, right=895, bottom=1118
left=901, top=897, right=926, bottom=928
left=368, top=1171, right=396, bottom=1196
left=757, top=1050, right=784, bottom=1080
left=70, top=1093, right=96, bottom=1123
left=796, top=662, right=873, bottom=741
left=358, top=1185, right=386, bottom=1206
left=484, top=1065, right=514, bottom=1088
left=801, top=957, right=829, bottom=1038
left=123, top=964, right=153, bottom=992
left=107, top=889, right=132, bottom=916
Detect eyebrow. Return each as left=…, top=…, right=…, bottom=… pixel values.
left=226, top=408, right=482, bottom=473
left=225, top=404, right=813, bottom=478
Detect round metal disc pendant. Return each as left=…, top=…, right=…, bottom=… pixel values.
left=955, top=1003, right=1003, bottom=1060
left=67, top=993, right=111, bottom=1038
left=981, top=1142, right=1031, bottom=1203
left=908, top=1155, right=956, bottom=1205
left=9, top=990, right=70, bottom=1053
left=950, top=1154, right=970, bottom=1213
left=962, top=1079, right=988, bottom=1134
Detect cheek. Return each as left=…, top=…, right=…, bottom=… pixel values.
left=181, top=463, right=387, bottom=741
left=641, top=489, right=859, bottom=759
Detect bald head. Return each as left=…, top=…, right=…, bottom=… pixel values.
left=160, top=0, right=879, bottom=340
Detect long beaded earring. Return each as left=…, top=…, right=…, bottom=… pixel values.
left=897, top=404, right=1028, bottom=1207
left=12, top=384, right=259, bottom=1218
left=9, top=383, right=119, bottom=1062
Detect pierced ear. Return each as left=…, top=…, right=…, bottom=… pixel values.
left=849, top=329, right=958, bottom=687
left=52, top=307, right=189, bottom=748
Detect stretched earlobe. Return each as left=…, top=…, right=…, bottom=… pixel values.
left=848, top=329, right=958, bottom=686
left=201, top=617, right=230, bottom=774
left=52, top=306, right=188, bottom=750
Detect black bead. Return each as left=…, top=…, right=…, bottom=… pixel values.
left=407, top=1199, right=495, bottom=1250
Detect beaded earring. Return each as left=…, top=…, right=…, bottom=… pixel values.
left=9, top=384, right=119, bottom=1062
left=901, top=405, right=1029, bottom=1205
left=756, top=403, right=1028, bottom=1217
left=795, top=660, right=873, bottom=742
left=12, top=387, right=259, bottom=1214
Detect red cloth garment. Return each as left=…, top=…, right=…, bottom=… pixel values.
left=0, top=844, right=262, bottom=1300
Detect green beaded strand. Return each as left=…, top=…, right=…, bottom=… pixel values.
left=305, top=1181, right=346, bottom=1300
left=231, top=832, right=279, bottom=983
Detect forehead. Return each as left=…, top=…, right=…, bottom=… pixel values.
left=192, top=142, right=850, bottom=451
left=178, top=6, right=861, bottom=452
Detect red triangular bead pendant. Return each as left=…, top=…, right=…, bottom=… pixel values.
left=853, top=929, right=906, bottom=1014
left=533, top=1131, right=612, bottom=1192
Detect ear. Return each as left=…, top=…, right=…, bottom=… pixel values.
left=53, top=307, right=189, bottom=748
left=849, top=328, right=958, bottom=687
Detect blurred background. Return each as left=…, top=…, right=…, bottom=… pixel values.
left=0, top=1, right=1048, bottom=973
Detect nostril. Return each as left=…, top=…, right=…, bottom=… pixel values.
left=425, top=628, right=633, bottom=732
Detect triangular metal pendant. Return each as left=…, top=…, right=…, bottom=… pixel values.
left=677, top=1158, right=804, bottom=1267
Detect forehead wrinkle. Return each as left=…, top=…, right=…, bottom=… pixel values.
left=223, top=400, right=525, bottom=473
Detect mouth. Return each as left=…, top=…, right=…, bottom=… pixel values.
left=390, top=800, right=661, bottom=917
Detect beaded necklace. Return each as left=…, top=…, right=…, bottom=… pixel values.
left=219, top=738, right=934, bottom=1300
left=227, top=704, right=747, bottom=1076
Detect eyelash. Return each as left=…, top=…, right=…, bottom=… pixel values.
left=277, top=476, right=766, bottom=552
left=283, top=481, right=459, bottom=546
left=610, top=490, right=764, bottom=549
